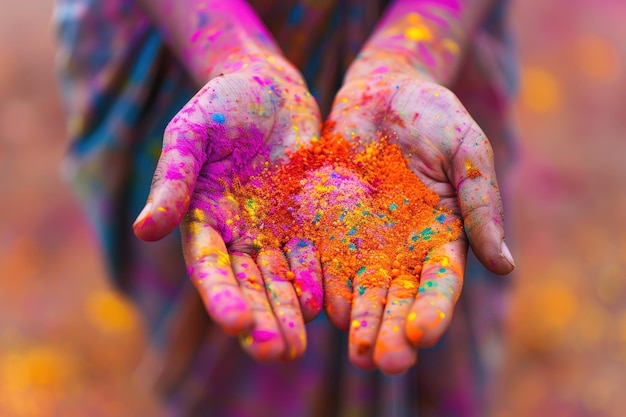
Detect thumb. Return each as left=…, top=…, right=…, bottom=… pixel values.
left=451, top=123, right=515, bottom=275
left=133, top=104, right=211, bottom=241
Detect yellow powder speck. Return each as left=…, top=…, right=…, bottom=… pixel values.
left=406, top=13, right=423, bottom=24
left=442, top=38, right=460, bottom=55
left=405, top=25, right=432, bottom=42
left=241, top=334, right=253, bottom=345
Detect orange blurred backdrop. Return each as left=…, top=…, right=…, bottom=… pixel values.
left=1, top=1, right=625, bottom=416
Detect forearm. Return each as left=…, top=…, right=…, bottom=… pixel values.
left=346, top=0, right=496, bottom=86
left=136, top=0, right=281, bottom=85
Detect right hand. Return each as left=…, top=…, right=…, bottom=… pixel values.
left=133, top=54, right=324, bottom=361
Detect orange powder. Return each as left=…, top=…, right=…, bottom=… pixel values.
left=231, top=131, right=461, bottom=300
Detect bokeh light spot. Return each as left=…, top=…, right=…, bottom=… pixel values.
left=85, top=291, right=137, bottom=334
left=536, top=281, right=578, bottom=329
left=574, top=34, right=621, bottom=82
left=0, top=346, right=75, bottom=416
left=520, top=66, right=562, bottom=114
left=518, top=278, right=579, bottom=353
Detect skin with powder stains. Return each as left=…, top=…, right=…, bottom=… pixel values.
left=325, top=0, right=515, bottom=374
left=132, top=0, right=322, bottom=362
left=133, top=0, right=515, bottom=373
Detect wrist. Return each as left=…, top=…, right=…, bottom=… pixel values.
left=140, top=0, right=285, bottom=86
left=351, top=0, right=495, bottom=86
left=203, top=35, right=280, bottom=78
left=187, top=19, right=286, bottom=82
left=207, top=48, right=304, bottom=89
left=344, top=47, right=437, bottom=85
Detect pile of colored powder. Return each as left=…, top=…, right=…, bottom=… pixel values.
left=230, top=131, right=461, bottom=301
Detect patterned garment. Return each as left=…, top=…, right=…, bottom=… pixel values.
left=54, top=1, right=516, bottom=416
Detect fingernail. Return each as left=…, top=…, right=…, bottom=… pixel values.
left=501, top=240, right=515, bottom=268
left=133, top=202, right=152, bottom=228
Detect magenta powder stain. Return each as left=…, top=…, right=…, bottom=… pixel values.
left=165, top=164, right=186, bottom=180
left=418, top=43, right=437, bottom=67
left=190, top=30, right=202, bottom=43
left=225, top=61, right=243, bottom=72
left=425, top=0, right=461, bottom=15
left=251, top=329, right=277, bottom=342
left=296, top=269, right=323, bottom=314
left=187, top=122, right=271, bottom=243
left=252, top=76, right=265, bottom=86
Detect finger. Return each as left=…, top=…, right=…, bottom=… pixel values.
left=451, top=118, right=514, bottom=275
left=406, top=240, right=466, bottom=347
left=373, top=274, right=419, bottom=375
left=348, top=259, right=391, bottom=371
left=133, top=100, right=212, bottom=241
left=321, top=255, right=352, bottom=331
left=232, top=252, right=286, bottom=361
left=180, top=211, right=253, bottom=335
left=256, top=248, right=307, bottom=360
left=284, top=238, right=323, bottom=323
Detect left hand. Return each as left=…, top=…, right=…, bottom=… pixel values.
left=325, top=71, right=515, bottom=374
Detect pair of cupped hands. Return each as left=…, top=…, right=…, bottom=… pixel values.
left=132, top=52, right=514, bottom=375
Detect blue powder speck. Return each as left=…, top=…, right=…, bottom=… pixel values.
left=212, top=113, right=226, bottom=124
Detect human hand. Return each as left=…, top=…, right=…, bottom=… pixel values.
left=133, top=54, right=323, bottom=361
left=325, top=72, right=515, bottom=374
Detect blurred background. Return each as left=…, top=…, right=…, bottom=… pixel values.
left=1, top=0, right=625, bottom=416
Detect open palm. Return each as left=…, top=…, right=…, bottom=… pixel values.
left=326, top=73, right=514, bottom=373
left=133, top=57, right=323, bottom=361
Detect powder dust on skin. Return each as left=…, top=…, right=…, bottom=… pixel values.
left=230, top=129, right=462, bottom=332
